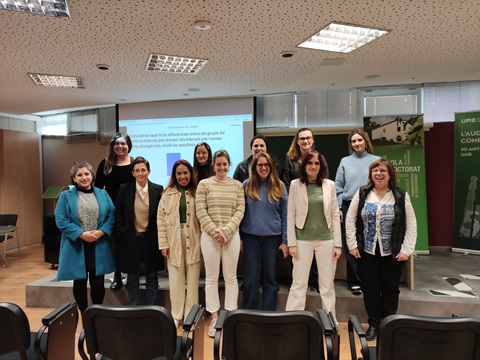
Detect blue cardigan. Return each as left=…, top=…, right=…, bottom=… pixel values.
left=55, top=186, right=115, bottom=280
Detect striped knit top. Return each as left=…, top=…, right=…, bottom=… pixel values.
left=196, top=176, right=245, bottom=241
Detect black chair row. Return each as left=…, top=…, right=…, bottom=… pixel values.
left=0, top=302, right=78, bottom=360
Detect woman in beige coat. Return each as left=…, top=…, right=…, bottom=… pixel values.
left=158, top=160, right=201, bottom=328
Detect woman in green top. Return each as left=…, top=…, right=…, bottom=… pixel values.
left=285, top=151, right=342, bottom=314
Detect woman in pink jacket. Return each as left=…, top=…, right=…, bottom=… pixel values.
left=285, top=151, right=342, bottom=314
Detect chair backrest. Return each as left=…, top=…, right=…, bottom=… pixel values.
left=221, top=309, right=325, bottom=360
left=0, top=302, right=31, bottom=358
left=81, top=304, right=178, bottom=360
left=0, top=214, right=18, bottom=227
left=377, top=314, right=480, bottom=360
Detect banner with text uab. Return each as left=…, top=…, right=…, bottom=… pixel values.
left=453, top=111, right=480, bottom=253
left=364, top=114, right=429, bottom=253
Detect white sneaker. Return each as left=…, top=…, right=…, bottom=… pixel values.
left=208, top=316, right=218, bottom=338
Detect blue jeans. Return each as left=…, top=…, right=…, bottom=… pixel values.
left=127, top=271, right=158, bottom=305
left=342, top=201, right=361, bottom=288
left=242, top=233, right=281, bottom=311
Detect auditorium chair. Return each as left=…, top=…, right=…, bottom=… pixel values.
left=0, top=302, right=78, bottom=360
left=213, top=308, right=340, bottom=360
left=348, top=313, right=480, bottom=360
left=78, top=304, right=205, bottom=360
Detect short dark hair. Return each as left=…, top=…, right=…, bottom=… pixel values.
left=70, top=161, right=95, bottom=184
left=131, top=156, right=150, bottom=171
left=368, top=158, right=397, bottom=188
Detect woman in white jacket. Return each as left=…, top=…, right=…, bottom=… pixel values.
left=286, top=151, right=342, bottom=314
left=157, top=160, right=201, bottom=328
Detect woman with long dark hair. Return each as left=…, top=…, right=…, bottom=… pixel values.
left=285, top=151, right=341, bottom=314
left=158, top=159, right=201, bottom=328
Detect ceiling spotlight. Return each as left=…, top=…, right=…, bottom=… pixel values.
left=280, top=51, right=295, bottom=58
left=366, top=74, right=380, bottom=79
left=194, top=20, right=212, bottom=30
left=409, top=77, right=418, bottom=81
left=96, top=64, right=110, bottom=70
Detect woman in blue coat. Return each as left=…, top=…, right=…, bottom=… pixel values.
left=55, top=161, right=115, bottom=313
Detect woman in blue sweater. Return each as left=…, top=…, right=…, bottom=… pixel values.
left=335, top=129, right=379, bottom=295
left=240, top=152, right=288, bottom=310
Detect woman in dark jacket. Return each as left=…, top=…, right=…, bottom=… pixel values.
left=114, top=157, right=164, bottom=305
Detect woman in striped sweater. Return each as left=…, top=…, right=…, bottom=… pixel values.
left=196, top=149, right=245, bottom=337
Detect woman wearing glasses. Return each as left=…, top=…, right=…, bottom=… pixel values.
left=157, top=160, right=201, bottom=328
left=114, top=157, right=164, bottom=305
left=282, top=128, right=329, bottom=191
left=346, top=159, right=417, bottom=341
left=240, top=152, right=288, bottom=310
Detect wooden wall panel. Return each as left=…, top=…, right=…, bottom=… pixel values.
left=0, top=130, right=42, bottom=248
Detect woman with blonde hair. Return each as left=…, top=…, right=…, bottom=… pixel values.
left=240, top=152, right=288, bottom=310
left=158, top=159, right=201, bottom=328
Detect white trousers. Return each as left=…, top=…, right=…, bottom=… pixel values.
left=167, top=226, right=201, bottom=322
left=201, top=231, right=240, bottom=313
left=286, top=239, right=337, bottom=314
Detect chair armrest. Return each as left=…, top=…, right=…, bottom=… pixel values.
left=182, top=304, right=205, bottom=360
left=348, top=315, right=370, bottom=360
left=41, top=302, right=75, bottom=325
left=317, top=309, right=333, bottom=334
left=77, top=329, right=89, bottom=360
left=318, top=309, right=340, bottom=360
left=213, top=310, right=228, bottom=360
left=34, top=325, right=48, bottom=360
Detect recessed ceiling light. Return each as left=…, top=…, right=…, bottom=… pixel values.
left=0, top=0, right=71, bottom=18
left=96, top=64, right=110, bottom=70
left=280, top=51, right=295, bottom=58
left=298, top=22, right=389, bottom=53
left=188, top=88, right=200, bottom=92
left=409, top=77, right=418, bottom=81
left=194, top=20, right=212, bottom=31
left=29, top=73, right=85, bottom=88
left=146, top=54, right=208, bottom=74
left=366, top=74, right=381, bottom=79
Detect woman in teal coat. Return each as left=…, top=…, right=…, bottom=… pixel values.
left=55, top=161, right=115, bottom=313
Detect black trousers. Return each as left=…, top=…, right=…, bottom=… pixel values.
left=358, top=247, right=405, bottom=327
left=73, top=271, right=105, bottom=313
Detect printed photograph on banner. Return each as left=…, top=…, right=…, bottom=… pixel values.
left=363, top=114, right=428, bottom=252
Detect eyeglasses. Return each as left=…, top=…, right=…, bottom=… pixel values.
left=298, top=136, right=313, bottom=141
left=256, top=163, right=270, bottom=169
left=372, top=168, right=388, bottom=173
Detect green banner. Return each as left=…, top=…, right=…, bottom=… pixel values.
left=364, top=114, right=429, bottom=253
left=453, top=111, right=480, bottom=253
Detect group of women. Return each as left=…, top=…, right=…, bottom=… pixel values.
left=55, top=128, right=416, bottom=341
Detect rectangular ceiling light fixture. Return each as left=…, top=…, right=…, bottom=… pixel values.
left=146, top=54, right=208, bottom=74
left=29, top=73, right=85, bottom=88
left=0, top=0, right=70, bottom=18
left=298, top=22, right=389, bottom=54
